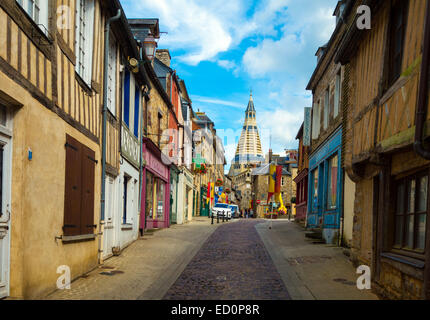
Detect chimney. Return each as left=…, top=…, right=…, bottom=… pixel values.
left=155, top=49, right=171, bottom=67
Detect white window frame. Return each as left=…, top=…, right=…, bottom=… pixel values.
left=75, top=0, right=95, bottom=86
left=312, top=101, right=320, bottom=139
left=324, top=88, right=329, bottom=129
left=107, top=34, right=117, bottom=116
left=16, top=0, right=49, bottom=35
left=334, top=72, right=341, bottom=118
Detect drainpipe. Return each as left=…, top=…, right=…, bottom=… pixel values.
left=414, top=0, right=430, bottom=159
left=99, top=9, right=121, bottom=264
left=339, top=168, right=345, bottom=247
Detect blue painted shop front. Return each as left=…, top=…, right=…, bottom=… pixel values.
left=307, top=127, right=342, bottom=244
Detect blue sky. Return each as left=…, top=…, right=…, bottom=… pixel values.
left=121, top=0, right=339, bottom=172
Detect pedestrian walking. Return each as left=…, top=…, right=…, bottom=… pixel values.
left=245, top=209, right=249, bottom=219
left=250, top=208, right=254, bottom=219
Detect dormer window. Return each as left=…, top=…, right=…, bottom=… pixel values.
left=334, top=1, right=346, bottom=25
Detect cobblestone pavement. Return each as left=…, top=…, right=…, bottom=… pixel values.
left=45, top=217, right=218, bottom=300
left=256, top=220, right=379, bottom=300
left=163, top=220, right=291, bottom=300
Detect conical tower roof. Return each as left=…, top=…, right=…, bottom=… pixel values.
left=246, top=93, right=255, bottom=112
left=232, top=92, right=264, bottom=168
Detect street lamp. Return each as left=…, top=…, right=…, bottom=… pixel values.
left=143, top=34, right=158, bottom=60
left=128, top=33, right=158, bottom=73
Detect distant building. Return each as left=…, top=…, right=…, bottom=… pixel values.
left=229, top=93, right=264, bottom=177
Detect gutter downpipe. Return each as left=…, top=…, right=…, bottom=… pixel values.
left=414, top=0, right=430, bottom=160
left=99, top=9, right=121, bottom=265
left=137, top=42, right=150, bottom=236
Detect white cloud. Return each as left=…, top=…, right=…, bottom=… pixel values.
left=217, top=59, right=241, bottom=76
left=258, top=108, right=302, bottom=151
left=191, top=96, right=243, bottom=109
left=123, top=0, right=292, bottom=65
left=238, top=0, right=337, bottom=155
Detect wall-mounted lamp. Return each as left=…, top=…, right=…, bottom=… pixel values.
left=143, top=35, right=158, bottom=60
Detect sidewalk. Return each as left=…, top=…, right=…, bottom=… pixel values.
left=45, top=217, right=219, bottom=300
left=256, top=220, right=379, bottom=300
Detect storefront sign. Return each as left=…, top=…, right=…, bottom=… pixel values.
left=121, top=124, right=140, bottom=168
left=145, top=149, right=169, bottom=181
left=309, top=128, right=342, bottom=169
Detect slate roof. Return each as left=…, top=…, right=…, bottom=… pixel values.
left=153, top=58, right=170, bottom=90
left=195, top=113, right=214, bottom=125
left=246, top=94, right=256, bottom=112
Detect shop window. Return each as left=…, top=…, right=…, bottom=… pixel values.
left=156, top=179, right=165, bottom=219
left=311, top=167, right=319, bottom=212
left=327, top=154, right=339, bottom=210
left=394, top=171, right=428, bottom=252
left=145, top=171, right=154, bottom=218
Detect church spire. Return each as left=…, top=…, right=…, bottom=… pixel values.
left=246, top=91, right=255, bottom=113
left=229, top=92, right=264, bottom=176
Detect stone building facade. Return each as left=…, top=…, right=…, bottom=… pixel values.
left=251, top=164, right=293, bottom=218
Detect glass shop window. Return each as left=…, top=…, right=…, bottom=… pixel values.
left=327, top=154, right=339, bottom=210
left=312, top=167, right=319, bottom=211
left=156, top=179, right=165, bottom=219
left=145, top=171, right=154, bottom=218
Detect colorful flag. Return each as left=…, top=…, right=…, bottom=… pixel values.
left=275, top=165, right=282, bottom=194
left=207, top=182, right=211, bottom=204
left=267, top=164, right=276, bottom=203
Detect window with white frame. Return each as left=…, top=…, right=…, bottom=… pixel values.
left=312, top=101, right=320, bottom=139
left=16, top=0, right=49, bottom=35
left=107, top=35, right=117, bottom=115
left=75, top=0, right=95, bottom=86
left=334, top=72, right=341, bottom=118
left=324, top=88, right=329, bottom=129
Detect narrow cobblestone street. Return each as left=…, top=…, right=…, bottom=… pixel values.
left=163, top=220, right=290, bottom=300
left=45, top=218, right=378, bottom=300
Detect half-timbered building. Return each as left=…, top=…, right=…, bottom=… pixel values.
left=0, top=0, right=150, bottom=299
left=335, top=0, right=430, bottom=299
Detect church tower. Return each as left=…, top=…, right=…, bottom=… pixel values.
left=229, top=92, right=264, bottom=177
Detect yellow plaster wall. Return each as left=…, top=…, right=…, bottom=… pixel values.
left=1, top=72, right=101, bottom=299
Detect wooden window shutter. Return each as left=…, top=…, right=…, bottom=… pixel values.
left=80, top=145, right=96, bottom=235
left=63, top=135, right=83, bottom=236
